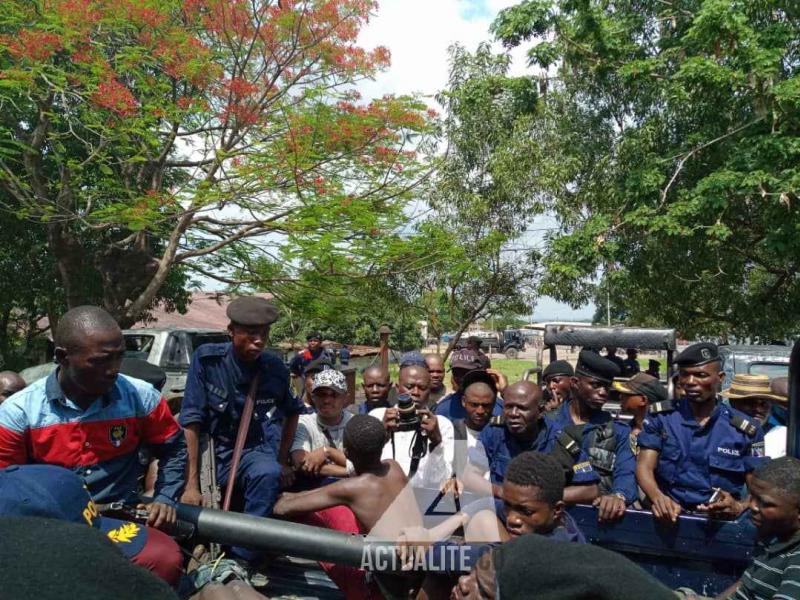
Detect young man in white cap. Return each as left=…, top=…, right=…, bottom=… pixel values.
left=291, top=370, right=354, bottom=480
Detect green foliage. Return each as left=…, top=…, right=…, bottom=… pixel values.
left=389, top=44, right=542, bottom=356
left=0, top=0, right=434, bottom=327
left=492, top=0, right=800, bottom=338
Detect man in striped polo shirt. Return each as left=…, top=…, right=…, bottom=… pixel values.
left=724, top=457, right=800, bottom=599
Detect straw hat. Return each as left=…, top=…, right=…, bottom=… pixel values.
left=721, top=374, right=785, bottom=402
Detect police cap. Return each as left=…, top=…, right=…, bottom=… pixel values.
left=648, top=359, right=660, bottom=370
left=226, top=296, right=279, bottom=326
left=674, top=342, right=720, bottom=368
left=575, top=350, right=620, bottom=384
left=542, top=360, right=574, bottom=380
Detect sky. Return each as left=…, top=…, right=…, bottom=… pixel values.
left=356, top=0, right=596, bottom=321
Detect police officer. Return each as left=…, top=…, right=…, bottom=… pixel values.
left=542, top=360, right=574, bottom=412
left=462, top=381, right=553, bottom=499
left=546, top=350, right=637, bottom=522
left=636, top=342, right=767, bottom=524
left=435, top=349, right=503, bottom=421
left=179, top=297, right=304, bottom=566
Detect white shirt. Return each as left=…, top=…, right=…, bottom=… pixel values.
left=765, top=425, right=787, bottom=458
left=291, top=412, right=353, bottom=453
left=369, top=407, right=455, bottom=489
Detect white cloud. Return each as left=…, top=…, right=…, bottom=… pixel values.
left=356, top=0, right=596, bottom=321
left=357, top=0, right=521, bottom=102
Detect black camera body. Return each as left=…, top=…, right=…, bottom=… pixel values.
left=396, top=393, right=420, bottom=432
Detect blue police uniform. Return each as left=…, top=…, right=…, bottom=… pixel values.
left=637, top=399, right=766, bottom=508
left=545, top=400, right=638, bottom=503
left=435, top=391, right=504, bottom=421
left=179, top=343, right=304, bottom=562
left=468, top=419, right=553, bottom=486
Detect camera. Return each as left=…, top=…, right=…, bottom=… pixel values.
left=396, top=393, right=420, bottom=432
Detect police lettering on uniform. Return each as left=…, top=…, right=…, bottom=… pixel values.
left=636, top=342, right=767, bottom=524
left=545, top=350, right=637, bottom=522
left=179, top=296, right=304, bottom=567
left=462, top=381, right=553, bottom=500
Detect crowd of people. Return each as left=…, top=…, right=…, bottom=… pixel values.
left=0, top=297, right=798, bottom=600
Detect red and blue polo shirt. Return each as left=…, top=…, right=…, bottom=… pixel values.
left=0, top=371, right=186, bottom=506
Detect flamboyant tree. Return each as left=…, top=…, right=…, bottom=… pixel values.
left=0, top=0, right=434, bottom=327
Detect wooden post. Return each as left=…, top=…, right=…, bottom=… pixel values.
left=379, top=325, right=391, bottom=371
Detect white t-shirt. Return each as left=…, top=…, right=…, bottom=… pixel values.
left=368, top=407, right=454, bottom=489
left=291, top=412, right=353, bottom=453
left=765, top=425, right=787, bottom=458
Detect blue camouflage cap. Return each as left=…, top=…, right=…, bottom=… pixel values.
left=0, top=464, right=147, bottom=558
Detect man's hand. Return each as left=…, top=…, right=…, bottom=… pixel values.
left=396, top=526, right=432, bottom=571
left=302, top=448, right=329, bottom=475
left=440, top=477, right=464, bottom=497
left=382, top=407, right=400, bottom=433
left=698, top=490, right=743, bottom=521
left=139, top=502, right=176, bottom=531
left=180, top=487, right=204, bottom=506
left=650, top=493, right=682, bottom=524
left=417, top=407, right=441, bottom=445
left=486, top=369, right=508, bottom=394
left=279, top=464, right=295, bottom=489
left=593, top=494, right=626, bottom=522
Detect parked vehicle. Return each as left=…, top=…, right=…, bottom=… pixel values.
left=21, top=328, right=231, bottom=410
left=718, top=344, right=791, bottom=389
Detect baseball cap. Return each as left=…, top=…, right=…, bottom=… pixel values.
left=0, top=464, right=147, bottom=558
left=449, top=348, right=483, bottom=371
left=312, top=369, right=347, bottom=394
left=611, top=373, right=667, bottom=404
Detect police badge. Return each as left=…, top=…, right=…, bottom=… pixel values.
left=109, top=424, right=127, bottom=448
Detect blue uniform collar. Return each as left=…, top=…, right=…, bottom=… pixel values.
left=560, top=399, right=610, bottom=426
left=506, top=417, right=550, bottom=453
left=224, top=345, right=264, bottom=385
left=45, top=368, right=113, bottom=409
left=676, top=398, right=723, bottom=428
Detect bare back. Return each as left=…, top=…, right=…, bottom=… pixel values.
left=340, top=459, right=422, bottom=540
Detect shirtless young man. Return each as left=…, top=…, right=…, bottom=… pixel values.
left=274, top=414, right=422, bottom=598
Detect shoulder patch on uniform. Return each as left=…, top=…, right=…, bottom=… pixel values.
left=648, top=401, right=675, bottom=415
left=197, top=343, right=229, bottom=358
left=730, top=414, right=758, bottom=437
left=490, top=415, right=505, bottom=426
left=573, top=461, right=592, bottom=474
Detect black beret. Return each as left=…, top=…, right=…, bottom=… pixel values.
left=226, top=296, right=278, bottom=326
left=305, top=355, right=333, bottom=375
left=542, top=360, right=574, bottom=380
left=575, top=349, right=620, bottom=384
left=467, top=336, right=483, bottom=346
left=495, top=534, right=676, bottom=600
left=674, top=342, right=720, bottom=368
left=120, top=357, right=167, bottom=391
left=648, top=359, right=660, bottom=369
left=306, top=331, right=322, bottom=341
